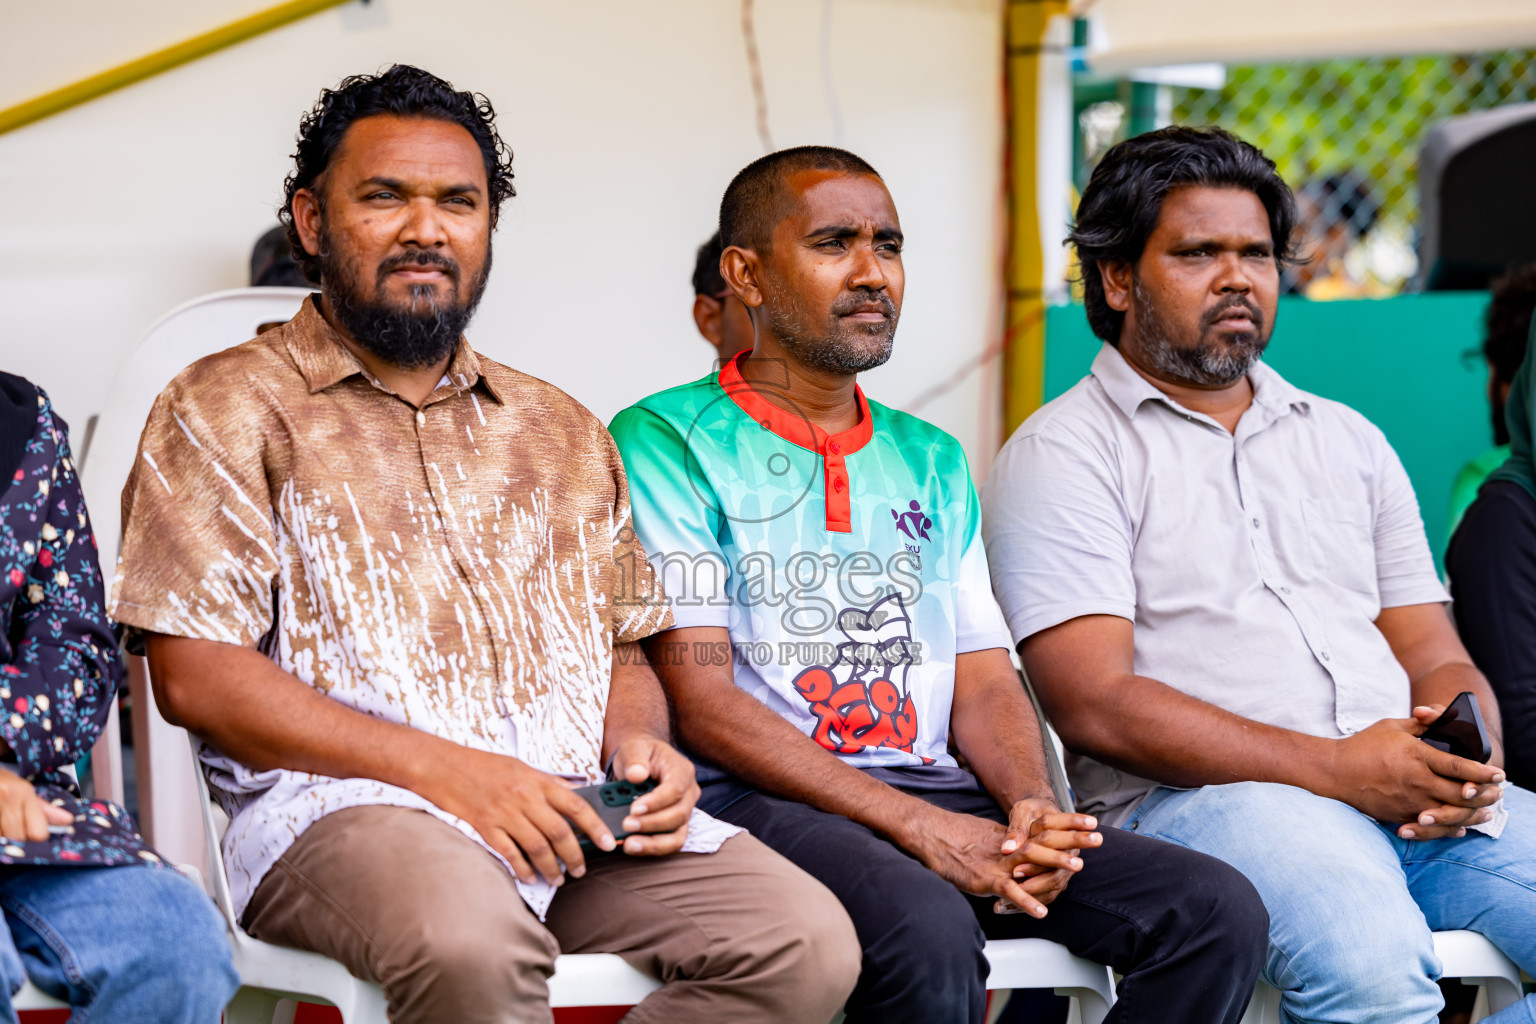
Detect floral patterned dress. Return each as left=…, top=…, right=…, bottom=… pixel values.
left=0, top=372, right=160, bottom=867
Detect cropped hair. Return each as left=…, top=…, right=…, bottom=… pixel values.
left=1069, top=126, right=1299, bottom=344
left=693, top=232, right=726, bottom=298
left=280, top=64, right=515, bottom=283
left=719, top=146, right=880, bottom=252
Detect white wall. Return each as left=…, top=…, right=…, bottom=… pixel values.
left=0, top=0, right=1005, bottom=477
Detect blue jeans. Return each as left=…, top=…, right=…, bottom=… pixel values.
left=1124, top=780, right=1536, bottom=1024
left=0, top=864, right=236, bottom=1023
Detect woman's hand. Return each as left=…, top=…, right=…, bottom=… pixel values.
left=0, top=769, right=72, bottom=842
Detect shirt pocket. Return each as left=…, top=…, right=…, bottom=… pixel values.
left=1301, top=497, right=1377, bottom=597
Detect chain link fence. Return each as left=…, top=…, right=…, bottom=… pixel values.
left=1074, top=50, right=1536, bottom=295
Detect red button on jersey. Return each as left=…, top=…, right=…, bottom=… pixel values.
left=834, top=478, right=844, bottom=493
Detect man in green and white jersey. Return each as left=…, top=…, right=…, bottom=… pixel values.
left=614, top=342, right=998, bottom=764
left=611, top=146, right=1268, bottom=1024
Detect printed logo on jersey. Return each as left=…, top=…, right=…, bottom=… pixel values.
left=892, top=500, right=933, bottom=542
left=790, top=592, right=928, bottom=758
left=892, top=499, right=933, bottom=573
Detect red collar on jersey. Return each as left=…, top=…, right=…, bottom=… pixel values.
left=717, top=351, right=874, bottom=532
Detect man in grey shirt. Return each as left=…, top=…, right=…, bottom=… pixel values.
left=983, top=126, right=1536, bottom=1024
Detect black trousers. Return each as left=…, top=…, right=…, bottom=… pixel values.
left=713, top=781, right=1268, bottom=1024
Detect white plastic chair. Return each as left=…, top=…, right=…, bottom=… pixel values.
left=1237, top=929, right=1526, bottom=1024
left=984, top=939, right=1115, bottom=1024
left=81, top=287, right=316, bottom=877
left=12, top=982, right=68, bottom=1012
left=1437, top=930, right=1529, bottom=1020
left=825, top=938, right=1113, bottom=1024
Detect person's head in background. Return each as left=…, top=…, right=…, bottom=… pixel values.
left=1283, top=171, right=1379, bottom=297
left=1482, top=263, right=1536, bottom=446
left=1070, top=126, right=1298, bottom=390
left=280, top=64, right=515, bottom=371
left=692, top=232, right=755, bottom=365
left=250, top=224, right=315, bottom=334
left=250, top=224, right=315, bottom=289
left=717, top=145, right=901, bottom=381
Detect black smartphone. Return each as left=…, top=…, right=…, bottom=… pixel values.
left=571, top=777, right=658, bottom=855
left=1421, top=691, right=1493, bottom=764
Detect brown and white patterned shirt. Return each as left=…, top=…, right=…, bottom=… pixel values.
left=110, top=296, right=737, bottom=918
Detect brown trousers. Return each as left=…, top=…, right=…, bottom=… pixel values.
left=242, top=805, right=859, bottom=1024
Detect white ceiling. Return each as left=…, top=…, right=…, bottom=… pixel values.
left=1072, top=0, right=1536, bottom=74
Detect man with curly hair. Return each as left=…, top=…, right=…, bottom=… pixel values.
left=110, top=65, right=858, bottom=1023
left=984, top=126, right=1536, bottom=1024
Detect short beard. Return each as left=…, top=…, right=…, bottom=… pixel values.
left=764, top=290, right=898, bottom=375
left=318, top=223, right=491, bottom=369
left=1131, top=277, right=1269, bottom=387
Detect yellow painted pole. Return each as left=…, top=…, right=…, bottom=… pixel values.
left=0, top=0, right=353, bottom=137
left=1003, top=0, right=1070, bottom=435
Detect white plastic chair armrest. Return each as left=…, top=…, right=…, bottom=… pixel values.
left=1434, top=929, right=1524, bottom=1014
left=547, top=953, right=662, bottom=1008
left=12, top=979, right=68, bottom=1010
left=983, top=938, right=1115, bottom=1024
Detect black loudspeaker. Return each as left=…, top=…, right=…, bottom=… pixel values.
left=1416, top=102, right=1536, bottom=291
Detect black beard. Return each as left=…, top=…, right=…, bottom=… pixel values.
left=319, top=230, right=491, bottom=369
left=764, top=289, right=899, bottom=374
left=1131, top=277, right=1269, bottom=387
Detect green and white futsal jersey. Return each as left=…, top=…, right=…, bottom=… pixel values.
left=610, top=352, right=1012, bottom=769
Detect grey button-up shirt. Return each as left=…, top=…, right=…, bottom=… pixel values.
left=982, top=342, right=1449, bottom=824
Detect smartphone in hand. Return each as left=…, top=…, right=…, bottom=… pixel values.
left=571, top=778, right=659, bottom=855
left=1421, top=692, right=1493, bottom=764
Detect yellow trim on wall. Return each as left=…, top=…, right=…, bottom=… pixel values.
left=1003, top=0, right=1069, bottom=436
left=0, top=0, right=353, bottom=136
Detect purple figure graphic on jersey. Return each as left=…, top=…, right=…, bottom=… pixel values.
left=892, top=500, right=932, bottom=542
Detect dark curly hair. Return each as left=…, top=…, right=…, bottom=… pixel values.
left=1483, top=263, right=1536, bottom=445
left=1069, top=126, right=1299, bottom=344
left=1486, top=264, right=1536, bottom=384
left=280, top=65, right=515, bottom=284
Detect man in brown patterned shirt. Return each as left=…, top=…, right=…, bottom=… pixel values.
left=110, top=65, right=857, bottom=1024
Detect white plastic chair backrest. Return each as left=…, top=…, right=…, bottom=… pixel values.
left=80, top=287, right=312, bottom=872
